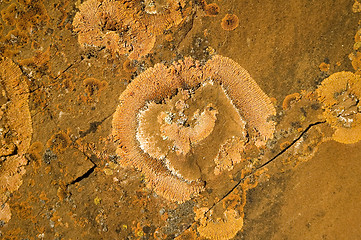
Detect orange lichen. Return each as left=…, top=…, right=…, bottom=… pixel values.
left=11, top=200, right=33, bottom=220
left=27, top=142, right=43, bottom=173
left=317, top=71, right=361, bottom=144
left=221, top=14, right=239, bottom=31
left=82, top=78, right=108, bottom=103
left=0, top=58, right=32, bottom=223
left=319, top=62, right=330, bottom=72
left=214, top=137, right=246, bottom=175
left=349, top=51, right=361, bottom=72
left=282, top=92, right=301, bottom=110
left=279, top=141, right=291, bottom=150
left=1, top=3, right=18, bottom=26
left=3, top=29, right=29, bottom=47
left=123, top=59, right=137, bottom=73
left=112, top=55, right=275, bottom=202
left=204, top=3, right=220, bottom=17
left=281, top=126, right=324, bottom=167
left=1, top=0, right=48, bottom=40
left=195, top=208, right=244, bottom=240
left=355, top=29, right=361, bottom=43
left=19, top=46, right=51, bottom=67
left=222, top=188, right=242, bottom=211
left=0, top=203, right=12, bottom=222
left=73, top=0, right=189, bottom=60
left=46, top=131, right=72, bottom=154
left=0, top=155, right=28, bottom=202
left=0, top=58, right=32, bottom=154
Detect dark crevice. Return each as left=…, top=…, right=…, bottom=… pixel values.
left=0, top=145, right=18, bottom=158
left=54, top=63, right=74, bottom=80
left=177, top=120, right=327, bottom=236
left=66, top=164, right=96, bottom=186
left=208, top=120, right=326, bottom=211
left=67, top=145, right=101, bottom=187
left=78, top=113, right=113, bottom=138
left=79, top=121, right=103, bottom=138
left=175, top=10, right=196, bottom=50
left=258, top=120, right=326, bottom=169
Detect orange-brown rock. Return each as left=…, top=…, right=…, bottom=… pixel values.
left=112, top=55, right=275, bottom=202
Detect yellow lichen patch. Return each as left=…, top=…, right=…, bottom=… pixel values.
left=352, top=29, right=361, bottom=48
left=282, top=92, right=301, bottom=110
left=317, top=71, right=361, bottom=144
left=73, top=0, right=189, bottom=60
left=221, top=14, right=239, bottom=31
left=189, top=169, right=266, bottom=240
left=112, top=55, right=275, bottom=202
left=353, top=0, right=361, bottom=13
left=319, top=62, right=330, bottom=72
left=195, top=208, right=243, bottom=240
left=355, top=29, right=361, bottom=43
